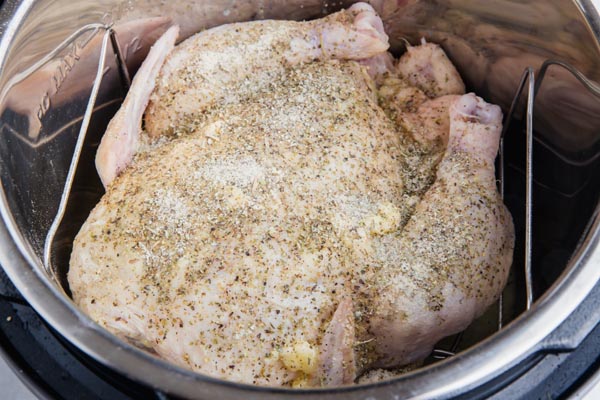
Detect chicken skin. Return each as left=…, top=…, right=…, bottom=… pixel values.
left=369, top=93, right=513, bottom=368
left=69, top=3, right=514, bottom=388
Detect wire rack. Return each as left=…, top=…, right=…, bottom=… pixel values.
left=22, top=23, right=600, bottom=366
left=40, top=25, right=130, bottom=279
left=432, top=61, right=600, bottom=360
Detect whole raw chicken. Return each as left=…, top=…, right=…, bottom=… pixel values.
left=69, top=3, right=514, bottom=387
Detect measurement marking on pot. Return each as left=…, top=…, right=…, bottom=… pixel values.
left=36, top=29, right=98, bottom=124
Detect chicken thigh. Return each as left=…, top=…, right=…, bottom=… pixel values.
left=70, top=3, right=514, bottom=388
left=368, top=93, right=513, bottom=368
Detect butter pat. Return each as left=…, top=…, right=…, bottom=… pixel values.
left=280, top=340, right=317, bottom=374
left=363, top=201, right=402, bottom=235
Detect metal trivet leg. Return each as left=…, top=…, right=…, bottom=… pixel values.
left=42, top=25, right=131, bottom=282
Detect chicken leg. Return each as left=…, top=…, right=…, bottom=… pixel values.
left=369, top=93, right=514, bottom=367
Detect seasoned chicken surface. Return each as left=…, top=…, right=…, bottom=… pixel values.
left=370, top=93, right=513, bottom=368
left=69, top=3, right=514, bottom=388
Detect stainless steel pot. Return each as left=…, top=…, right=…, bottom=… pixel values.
left=0, top=1, right=599, bottom=398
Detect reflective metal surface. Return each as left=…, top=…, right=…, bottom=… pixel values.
left=501, top=66, right=536, bottom=310
left=0, top=0, right=598, bottom=399
left=42, top=24, right=129, bottom=284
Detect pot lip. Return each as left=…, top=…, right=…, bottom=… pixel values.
left=0, top=0, right=600, bottom=398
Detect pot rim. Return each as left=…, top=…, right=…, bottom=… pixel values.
left=0, top=0, right=599, bottom=398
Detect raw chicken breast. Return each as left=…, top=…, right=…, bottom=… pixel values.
left=70, top=2, right=514, bottom=388
left=144, top=2, right=389, bottom=142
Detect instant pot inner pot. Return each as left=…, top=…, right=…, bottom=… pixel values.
left=0, top=0, right=599, bottom=397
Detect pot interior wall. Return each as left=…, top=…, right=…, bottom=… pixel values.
left=0, top=0, right=598, bottom=388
